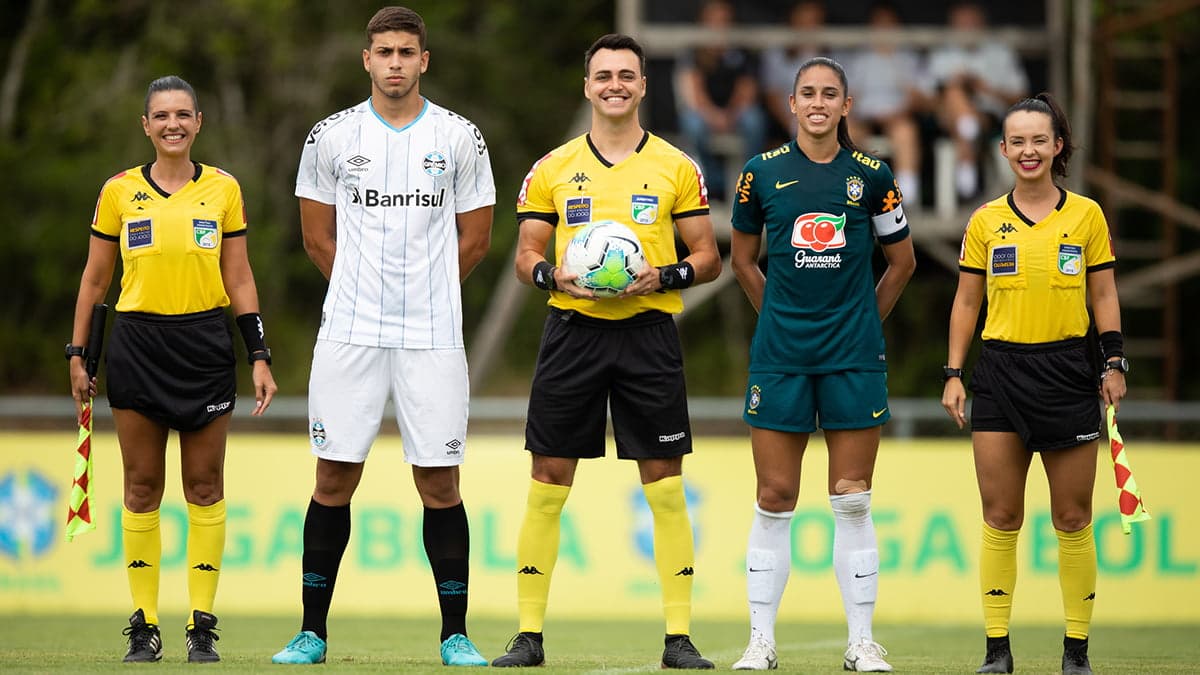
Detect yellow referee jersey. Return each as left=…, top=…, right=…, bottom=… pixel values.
left=959, top=188, right=1115, bottom=343
left=516, top=132, right=710, bottom=320
left=91, top=162, right=247, bottom=314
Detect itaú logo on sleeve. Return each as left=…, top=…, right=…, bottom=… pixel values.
left=363, top=187, right=446, bottom=208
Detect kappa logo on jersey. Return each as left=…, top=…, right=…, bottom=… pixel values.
left=131, top=191, right=153, bottom=202
left=363, top=188, right=446, bottom=207
left=126, top=219, right=154, bottom=249
left=1058, top=243, right=1083, bottom=275
left=846, top=176, right=864, bottom=202
left=792, top=212, right=847, bottom=252
left=747, top=384, right=762, bottom=415
left=995, top=222, right=1018, bottom=234
left=631, top=194, right=658, bottom=224
left=565, top=196, right=591, bottom=226
left=991, top=244, right=1018, bottom=276
left=310, top=420, right=327, bottom=448
left=193, top=219, right=218, bottom=249
left=568, top=172, right=590, bottom=184
left=422, top=151, right=448, bottom=176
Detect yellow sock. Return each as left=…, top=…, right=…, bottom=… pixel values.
left=980, top=523, right=1019, bottom=638
left=643, top=475, right=695, bottom=636
left=186, top=500, right=226, bottom=620
left=516, top=480, right=570, bottom=633
left=122, top=507, right=161, bottom=625
left=1056, top=524, right=1097, bottom=639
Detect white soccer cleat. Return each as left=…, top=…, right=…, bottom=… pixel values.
left=732, top=636, right=778, bottom=670
left=843, top=639, right=892, bottom=672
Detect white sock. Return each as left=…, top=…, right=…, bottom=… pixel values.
left=955, top=161, right=978, bottom=199
left=745, top=504, right=793, bottom=645
left=956, top=114, right=980, bottom=141
left=896, top=170, right=919, bottom=206
left=830, top=491, right=878, bottom=644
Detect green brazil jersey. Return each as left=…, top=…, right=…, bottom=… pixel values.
left=731, top=141, right=911, bottom=374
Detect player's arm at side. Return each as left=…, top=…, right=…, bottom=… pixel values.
left=730, top=228, right=764, bottom=313
left=456, top=205, right=493, bottom=281
left=70, top=234, right=118, bottom=416
left=875, top=235, right=915, bottom=321
left=299, top=198, right=336, bottom=280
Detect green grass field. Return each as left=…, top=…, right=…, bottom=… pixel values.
left=0, top=616, right=1196, bottom=673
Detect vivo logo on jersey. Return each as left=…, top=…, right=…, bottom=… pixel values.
left=364, top=188, right=446, bottom=208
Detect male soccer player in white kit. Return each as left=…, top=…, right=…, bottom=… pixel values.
left=272, top=6, right=494, bottom=667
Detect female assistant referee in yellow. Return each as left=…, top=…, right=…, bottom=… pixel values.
left=68, top=75, right=277, bottom=664
left=941, top=92, right=1126, bottom=675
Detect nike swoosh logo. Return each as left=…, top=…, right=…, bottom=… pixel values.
left=854, top=571, right=878, bottom=578
left=894, top=213, right=904, bottom=224
left=872, top=408, right=887, bottom=418
left=747, top=568, right=774, bottom=572
left=775, top=180, right=799, bottom=189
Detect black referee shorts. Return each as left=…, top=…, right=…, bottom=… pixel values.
left=524, top=308, right=692, bottom=460
left=969, top=337, right=1102, bottom=452
left=106, top=308, right=237, bottom=432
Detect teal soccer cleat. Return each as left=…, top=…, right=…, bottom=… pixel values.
left=272, top=631, right=327, bottom=664
left=441, top=633, right=488, bottom=666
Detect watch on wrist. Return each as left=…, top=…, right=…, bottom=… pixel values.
left=64, top=343, right=85, bottom=360
left=943, top=366, right=964, bottom=382
left=248, top=348, right=272, bottom=366
left=1104, top=357, right=1130, bottom=374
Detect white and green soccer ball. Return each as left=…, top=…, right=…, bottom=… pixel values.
left=563, top=220, right=647, bottom=298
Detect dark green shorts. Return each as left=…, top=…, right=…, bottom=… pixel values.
left=743, top=370, right=890, bottom=432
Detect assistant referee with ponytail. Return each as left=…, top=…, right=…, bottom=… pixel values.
left=69, top=75, right=276, bottom=664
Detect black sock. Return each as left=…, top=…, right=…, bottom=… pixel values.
left=423, top=502, right=470, bottom=641
left=300, top=499, right=351, bottom=641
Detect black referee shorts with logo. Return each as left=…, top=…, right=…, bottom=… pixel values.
left=525, top=308, right=692, bottom=460
left=106, top=308, right=236, bottom=432
left=969, top=337, right=1102, bottom=452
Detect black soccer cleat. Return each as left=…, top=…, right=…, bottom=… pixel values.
left=976, top=635, right=1013, bottom=673
left=491, top=631, right=545, bottom=667
left=122, top=608, right=163, bottom=663
left=185, top=609, right=221, bottom=663
left=1062, top=636, right=1092, bottom=675
left=662, top=634, right=714, bottom=670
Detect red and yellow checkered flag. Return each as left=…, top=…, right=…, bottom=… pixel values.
left=65, top=402, right=95, bottom=541
left=1106, top=404, right=1150, bottom=535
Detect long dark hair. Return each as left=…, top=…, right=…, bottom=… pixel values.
left=793, top=56, right=858, bottom=152
left=1002, top=92, right=1074, bottom=178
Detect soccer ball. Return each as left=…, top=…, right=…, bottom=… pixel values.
left=562, top=220, right=646, bottom=297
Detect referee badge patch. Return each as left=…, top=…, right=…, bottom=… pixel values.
left=990, top=244, right=1018, bottom=276
left=631, top=194, right=659, bottom=224
left=1058, top=243, right=1083, bottom=275
left=193, top=219, right=218, bottom=249
left=126, top=218, right=153, bottom=249
left=565, top=196, right=591, bottom=226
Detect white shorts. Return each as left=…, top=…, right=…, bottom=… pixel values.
left=307, top=340, right=469, bottom=466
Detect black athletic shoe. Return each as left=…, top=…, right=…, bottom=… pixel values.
left=491, top=632, right=545, bottom=667
left=122, top=608, right=163, bottom=663
left=662, top=634, right=714, bottom=670
left=976, top=635, right=1013, bottom=673
left=1062, top=636, right=1092, bottom=675
left=185, top=610, right=221, bottom=663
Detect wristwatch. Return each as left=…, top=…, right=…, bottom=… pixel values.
left=64, top=343, right=85, bottom=360
left=943, top=366, right=964, bottom=382
left=1104, top=357, right=1130, bottom=374
left=248, top=348, right=272, bottom=366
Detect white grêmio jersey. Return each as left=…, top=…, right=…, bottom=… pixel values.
left=297, top=97, right=495, bottom=349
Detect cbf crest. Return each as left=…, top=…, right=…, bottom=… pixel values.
left=631, top=194, right=658, bottom=224
left=846, top=176, right=864, bottom=203
left=747, top=384, right=762, bottom=415
left=1058, top=243, right=1083, bottom=275
left=193, top=219, right=218, bottom=249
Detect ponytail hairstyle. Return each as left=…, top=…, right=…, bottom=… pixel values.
left=1003, top=92, right=1074, bottom=178
left=144, top=75, right=198, bottom=115
left=792, top=56, right=858, bottom=152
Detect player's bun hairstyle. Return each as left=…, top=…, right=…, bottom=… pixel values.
left=584, top=34, right=646, bottom=76
left=793, top=57, right=859, bottom=153
left=367, top=6, right=426, bottom=51
left=144, top=76, right=198, bottom=116
left=1003, top=92, right=1074, bottom=179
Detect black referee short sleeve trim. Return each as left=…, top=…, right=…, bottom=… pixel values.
left=672, top=208, right=710, bottom=220
left=1086, top=261, right=1115, bottom=273
left=517, top=211, right=559, bottom=225
left=223, top=229, right=247, bottom=238
left=91, top=228, right=119, bottom=242
left=959, top=265, right=986, bottom=275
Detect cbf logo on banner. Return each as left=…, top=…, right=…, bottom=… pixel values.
left=0, top=470, right=58, bottom=560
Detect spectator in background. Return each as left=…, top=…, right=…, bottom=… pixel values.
left=844, top=1, right=925, bottom=205
left=927, top=1, right=1028, bottom=200
left=761, top=1, right=830, bottom=142
left=675, top=0, right=766, bottom=201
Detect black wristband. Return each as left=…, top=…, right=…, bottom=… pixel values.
left=235, top=313, right=268, bottom=358
left=1099, top=330, right=1124, bottom=359
left=658, top=261, right=696, bottom=290
left=532, top=260, right=558, bottom=291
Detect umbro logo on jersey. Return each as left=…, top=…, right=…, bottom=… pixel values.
left=445, top=439, right=462, bottom=455
left=346, top=155, right=371, bottom=167
left=518, top=566, right=544, bottom=575
left=131, top=191, right=153, bottom=202
left=128, top=560, right=152, bottom=569
left=985, top=588, right=1009, bottom=596
left=995, top=222, right=1018, bottom=234
left=674, top=567, right=694, bottom=576
left=569, top=172, right=590, bottom=183
left=192, top=563, right=219, bottom=572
